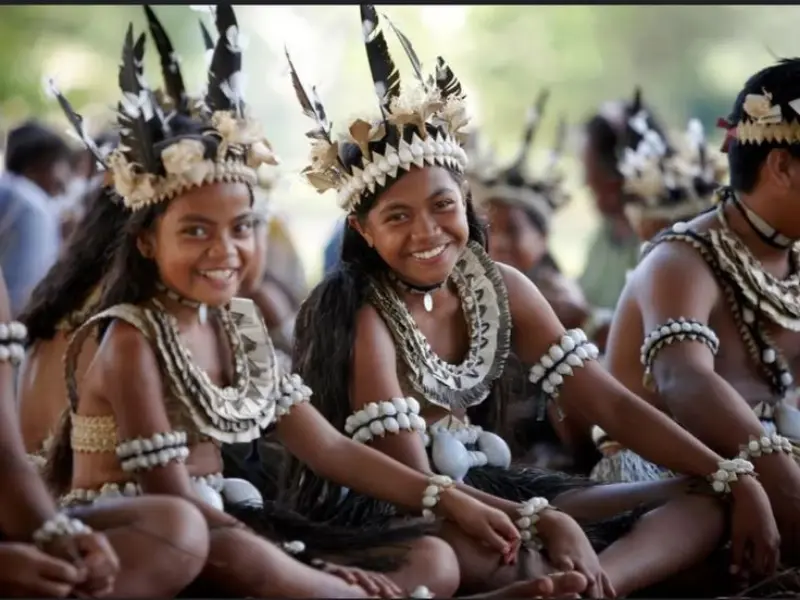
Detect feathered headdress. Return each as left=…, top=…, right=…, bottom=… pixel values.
left=718, top=81, right=800, bottom=150
left=467, top=91, right=571, bottom=229
left=618, top=88, right=727, bottom=222
left=47, top=5, right=278, bottom=212
left=287, top=5, right=470, bottom=213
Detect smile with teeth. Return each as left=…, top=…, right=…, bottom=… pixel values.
left=412, top=245, right=447, bottom=260
left=200, top=268, right=237, bottom=282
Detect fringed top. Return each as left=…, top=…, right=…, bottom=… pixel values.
left=369, top=241, right=511, bottom=412
left=64, top=298, right=286, bottom=445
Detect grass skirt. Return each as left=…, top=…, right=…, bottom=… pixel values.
left=304, top=464, right=646, bottom=554
left=220, top=443, right=430, bottom=572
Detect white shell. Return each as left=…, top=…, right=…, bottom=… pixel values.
left=476, top=430, right=512, bottom=469
left=194, top=480, right=225, bottom=510
left=430, top=431, right=471, bottom=482
left=775, top=403, right=800, bottom=442
left=222, top=477, right=263, bottom=507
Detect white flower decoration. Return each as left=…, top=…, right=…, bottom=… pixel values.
left=161, top=139, right=207, bottom=177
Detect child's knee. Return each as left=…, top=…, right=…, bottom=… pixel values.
left=406, top=536, right=460, bottom=597
left=135, top=497, right=209, bottom=583
left=683, top=494, right=725, bottom=536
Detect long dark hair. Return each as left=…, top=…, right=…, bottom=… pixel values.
left=44, top=191, right=169, bottom=495
left=19, top=185, right=127, bottom=345
left=286, top=131, right=491, bottom=517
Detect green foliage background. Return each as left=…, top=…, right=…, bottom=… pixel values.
left=1, top=4, right=796, bottom=280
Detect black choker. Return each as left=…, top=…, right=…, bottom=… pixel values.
left=388, top=273, right=447, bottom=312
left=726, top=189, right=794, bottom=250
left=155, top=283, right=209, bottom=324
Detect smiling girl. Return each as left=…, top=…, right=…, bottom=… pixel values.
left=41, top=7, right=590, bottom=598
left=289, top=5, right=781, bottom=597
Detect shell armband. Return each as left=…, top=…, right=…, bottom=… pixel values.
left=0, top=321, right=27, bottom=365
left=738, top=433, right=794, bottom=460
left=515, top=497, right=553, bottom=550
left=275, top=373, right=313, bottom=420
left=529, top=329, right=599, bottom=416
left=421, top=474, right=455, bottom=522
left=708, top=458, right=755, bottom=494
left=344, top=397, right=427, bottom=444
left=641, top=318, right=719, bottom=389
left=116, top=430, right=190, bottom=473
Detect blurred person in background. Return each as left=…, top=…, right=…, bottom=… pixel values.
left=578, top=100, right=641, bottom=312
left=239, top=166, right=306, bottom=365
left=0, top=121, right=72, bottom=316
left=466, top=96, right=599, bottom=475
left=592, top=90, right=730, bottom=485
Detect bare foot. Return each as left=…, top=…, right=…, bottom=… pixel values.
left=464, top=571, right=588, bottom=599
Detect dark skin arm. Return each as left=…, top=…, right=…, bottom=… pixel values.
left=99, top=321, right=240, bottom=528
left=0, top=270, right=63, bottom=540
left=499, top=261, right=726, bottom=477
left=276, top=402, right=461, bottom=513
left=635, top=243, right=770, bottom=458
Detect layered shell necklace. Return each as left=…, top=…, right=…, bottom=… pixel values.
left=370, top=241, right=512, bottom=412
left=147, top=287, right=280, bottom=443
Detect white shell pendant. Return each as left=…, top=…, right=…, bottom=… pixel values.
left=198, top=303, right=208, bottom=325
left=423, top=292, right=433, bottom=312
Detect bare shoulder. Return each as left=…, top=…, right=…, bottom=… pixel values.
left=354, top=302, right=397, bottom=357
left=496, top=261, right=552, bottom=314
left=94, top=319, right=160, bottom=387
left=496, top=260, right=529, bottom=292
left=632, top=237, right=719, bottom=304
left=350, top=302, right=405, bottom=409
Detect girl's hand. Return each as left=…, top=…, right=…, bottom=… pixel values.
left=536, top=510, right=616, bottom=599
left=439, top=490, right=521, bottom=563
left=45, top=532, right=120, bottom=597
left=315, top=561, right=403, bottom=598
left=0, top=543, right=85, bottom=598
left=730, top=476, right=780, bottom=581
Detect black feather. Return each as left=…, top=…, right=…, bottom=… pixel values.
left=46, top=79, right=107, bottom=169
left=545, top=115, right=568, bottom=177
left=116, top=25, right=161, bottom=173
left=381, top=12, right=425, bottom=87
left=631, top=86, right=643, bottom=114
left=200, top=19, right=215, bottom=51
left=144, top=5, right=188, bottom=113
left=199, top=19, right=215, bottom=69
left=511, top=89, right=550, bottom=172
left=206, top=4, right=244, bottom=117
left=360, top=5, right=400, bottom=116
left=434, top=56, right=464, bottom=101
left=284, top=47, right=332, bottom=143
